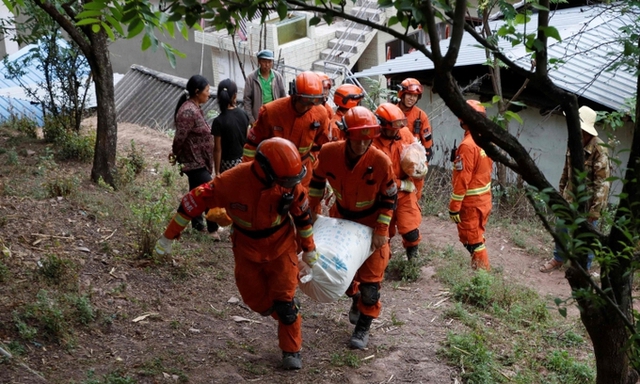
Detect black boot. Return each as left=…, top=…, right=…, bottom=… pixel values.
left=348, top=293, right=360, bottom=325
left=406, top=245, right=419, bottom=261
left=282, top=351, right=302, bottom=370
left=350, top=314, right=373, bottom=350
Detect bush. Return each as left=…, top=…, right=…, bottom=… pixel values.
left=45, top=175, right=78, bottom=198
left=56, top=131, right=95, bottom=162
left=451, top=269, right=495, bottom=308
left=0, top=114, right=39, bottom=138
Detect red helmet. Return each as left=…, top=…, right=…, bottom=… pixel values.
left=334, top=84, right=364, bottom=109
left=398, top=78, right=423, bottom=100
left=466, top=99, right=486, bottom=115
left=255, top=138, right=306, bottom=188
left=290, top=71, right=324, bottom=106
left=341, top=106, right=381, bottom=140
left=375, top=103, right=407, bottom=130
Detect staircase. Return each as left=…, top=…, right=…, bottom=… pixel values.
left=312, top=0, right=386, bottom=85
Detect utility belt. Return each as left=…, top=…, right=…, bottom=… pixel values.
left=232, top=220, right=288, bottom=239
left=301, top=152, right=311, bottom=161
left=336, top=202, right=378, bottom=220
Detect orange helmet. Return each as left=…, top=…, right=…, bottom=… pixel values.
left=316, top=72, right=333, bottom=90
left=341, top=106, right=381, bottom=140
left=398, top=78, right=423, bottom=100
left=290, top=71, right=324, bottom=105
left=255, top=138, right=306, bottom=188
left=466, top=99, right=486, bottom=115
left=375, top=103, right=408, bottom=130
left=334, top=84, right=364, bottom=109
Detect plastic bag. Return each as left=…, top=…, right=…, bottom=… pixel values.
left=298, top=215, right=373, bottom=303
left=205, top=207, right=232, bottom=227
left=400, top=141, right=428, bottom=179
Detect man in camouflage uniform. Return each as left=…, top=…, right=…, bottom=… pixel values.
left=539, top=106, right=610, bottom=273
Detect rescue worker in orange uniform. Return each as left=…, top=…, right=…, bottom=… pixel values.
left=155, top=138, right=318, bottom=370
left=328, top=84, right=365, bottom=142
left=373, top=103, right=424, bottom=261
left=317, top=72, right=335, bottom=120
left=449, top=100, right=493, bottom=271
left=396, top=78, right=433, bottom=200
left=308, top=106, right=397, bottom=350
left=243, top=71, right=330, bottom=187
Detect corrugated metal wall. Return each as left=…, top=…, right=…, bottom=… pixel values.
left=114, top=64, right=219, bottom=131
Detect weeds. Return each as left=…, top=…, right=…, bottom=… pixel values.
left=128, top=187, right=174, bottom=259
left=114, top=140, right=146, bottom=188
left=38, top=254, right=75, bottom=284
left=386, top=248, right=426, bottom=282
left=81, top=369, right=137, bottom=384
left=330, top=350, right=361, bottom=368
left=44, top=175, right=78, bottom=198
left=6, top=148, right=18, bottom=165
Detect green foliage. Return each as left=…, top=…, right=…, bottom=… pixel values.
left=443, top=332, right=499, bottom=383
left=386, top=251, right=425, bottom=282
left=161, top=167, right=176, bottom=187
left=6, top=148, right=18, bottom=166
left=451, top=269, right=495, bottom=308
left=543, top=350, right=595, bottom=383
left=0, top=114, right=39, bottom=138
left=45, top=175, right=79, bottom=198
left=56, top=131, right=96, bottom=162
left=81, top=369, right=137, bottom=384
left=114, top=140, right=147, bottom=189
left=66, top=294, right=96, bottom=325
left=128, top=187, right=174, bottom=258
left=38, top=254, right=75, bottom=284
left=330, top=350, right=361, bottom=368
left=0, top=259, right=8, bottom=282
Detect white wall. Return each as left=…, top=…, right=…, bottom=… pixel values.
left=418, top=92, right=633, bottom=201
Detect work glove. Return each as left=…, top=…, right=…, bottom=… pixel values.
left=400, top=179, right=416, bottom=193
left=302, top=249, right=320, bottom=266
left=414, top=164, right=428, bottom=179
left=449, top=211, right=461, bottom=223
left=155, top=235, right=173, bottom=256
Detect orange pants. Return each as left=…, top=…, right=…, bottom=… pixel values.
left=388, top=190, right=422, bottom=249
left=234, top=250, right=301, bottom=353
left=457, top=199, right=492, bottom=270
left=345, top=242, right=390, bottom=318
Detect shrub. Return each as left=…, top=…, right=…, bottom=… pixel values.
left=451, top=269, right=495, bottom=308
left=0, top=114, right=39, bottom=138
left=56, top=131, right=95, bottom=162
left=44, top=175, right=78, bottom=198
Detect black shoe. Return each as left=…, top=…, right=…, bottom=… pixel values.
left=348, top=293, right=360, bottom=325
left=406, top=245, right=419, bottom=261
left=350, top=315, right=373, bottom=350
left=282, top=351, right=302, bottom=370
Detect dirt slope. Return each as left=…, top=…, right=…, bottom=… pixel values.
left=0, top=120, right=577, bottom=384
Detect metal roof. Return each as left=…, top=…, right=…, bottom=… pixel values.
left=114, top=65, right=219, bottom=131
left=353, top=4, right=635, bottom=110
left=0, top=96, right=43, bottom=126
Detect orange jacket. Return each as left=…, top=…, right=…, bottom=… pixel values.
left=309, top=141, right=397, bottom=236
left=449, top=130, right=493, bottom=212
left=372, top=127, right=418, bottom=188
left=327, top=109, right=346, bottom=142
left=242, top=97, right=330, bottom=185
left=169, top=162, right=315, bottom=263
left=401, top=105, right=433, bottom=163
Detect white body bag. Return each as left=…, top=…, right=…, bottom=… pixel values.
left=298, top=215, right=373, bottom=303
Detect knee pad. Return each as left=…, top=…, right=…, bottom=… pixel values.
left=359, top=283, right=380, bottom=306
left=402, top=229, right=420, bottom=243
left=465, top=243, right=483, bottom=254
left=273, top=300, right=299, bottom=325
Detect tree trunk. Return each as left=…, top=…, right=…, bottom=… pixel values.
left=86, top=30, right=117, bottom=186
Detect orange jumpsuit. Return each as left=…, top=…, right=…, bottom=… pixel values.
left=372, top=128, right=422, bottom=250
left=327, top=109, right=346, bottom=142
left=243, top=96, right=330, bottom=187
left=400, top=105, right=432, bottom=200
left=449, top=130, right=493, bottom=270
left=308, top=141, right=397, bottom=319
left=162, top=162, right=315, bottom=353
